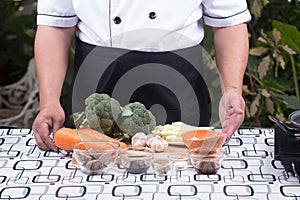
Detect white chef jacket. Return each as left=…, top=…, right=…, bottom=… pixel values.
left=37, top=0, right=251, bottom=51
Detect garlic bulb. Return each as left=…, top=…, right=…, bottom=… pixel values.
left=147, top=135, right=168, bottom=152
left=147, top=134, right=153, bottom=141
left=131, top=132, right=147, bottom=147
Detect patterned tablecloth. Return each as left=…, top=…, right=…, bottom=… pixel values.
left=0, top=128, right=299, bottom=200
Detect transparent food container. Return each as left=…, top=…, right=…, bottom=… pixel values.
left=73, top=140, right=120, bottom=174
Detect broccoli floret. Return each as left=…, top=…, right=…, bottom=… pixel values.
left=118, top=102, right=156, bottom=136
left=84, top=93, right=122, bottom=135
left=71, top=93, right=156, bottom=139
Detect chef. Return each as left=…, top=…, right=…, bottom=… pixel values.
left=33, top=0, right=251, bottom=151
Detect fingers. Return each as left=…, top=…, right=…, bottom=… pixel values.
left=32, top=104, right=65, bottom=152
left=41, top=122, right=59, bottom=152
left=33, top=128, right=49, bottom=150
left=32, top=114, right=59, bottom=152
left=219, top=89, right=245, bottom=144
left=222, top=112, right=243, bottom=143
left=222, top=109, right=244, bottom=143
left=33, top=125, right=53, bottom=151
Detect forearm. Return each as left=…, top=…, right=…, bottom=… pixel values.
left=213, top=23, right=249, bottom=94
left=34, top=25, right=75, bottom=109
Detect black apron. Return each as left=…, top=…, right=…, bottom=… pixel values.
left=65, top=38, right=211, bottom=128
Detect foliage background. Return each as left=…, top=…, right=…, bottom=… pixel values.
left=0, top=0, right=299, bottom=127
left=0, top=0, right=36, bottom=85
left=203, top=0, right=300, bottom=127
left=244, top=0, right=300, bottom=127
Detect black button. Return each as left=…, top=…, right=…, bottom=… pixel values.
left=114, top=16, right=121, bottom=24
left=149, top=12, right=156, bottom=19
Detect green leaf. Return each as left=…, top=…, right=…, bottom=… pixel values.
left=280, top=44, right=296, bottom=55
left=276, top=54, right=285, bottom=70
left=247, top=56, right=260, bottom=72
left=270, top=92, right=300, bottom=109
left=272, top=29, right=281, bottom=44
left=272, top=20, right=300, bottom=54
left=259, top=80, right=285, bottom=93
left=257, top=55, right=271, bottom=79
left=261, top=89, right=271, bottom=98
left=250, top=0, right=269, bottom=19
left=265, top=97, right=275, bottom=114
left=25, top=29, right=36, bottom=38
left=249, top=47, right=269, bottom=56
left=262, top=0, right=270, bottom=5
left=250, top=94, right=261, bottom=116
left=202, top=25, right=214, bottom=53
left=257, top=36, right=268, bottom=44
left=250, top=0, right=262, bottom=19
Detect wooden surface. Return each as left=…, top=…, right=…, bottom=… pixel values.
left=153, top=144, right=188, bottom=158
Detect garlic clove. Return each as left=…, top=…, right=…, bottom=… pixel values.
left=147, top=135, right=168, bottom=152
left=131, top=132, right=147, bottom=147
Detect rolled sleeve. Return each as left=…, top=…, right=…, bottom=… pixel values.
left=202, top=0, right=252, bottom=27
left=37, top=0, right=78, bottom=27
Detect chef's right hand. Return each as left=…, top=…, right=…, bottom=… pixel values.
left=32, top=103, right=65, bottom=152
left=219, top=88, right=245, bottom=144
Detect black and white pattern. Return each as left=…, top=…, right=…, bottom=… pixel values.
left=0, top=128, right=299, bottom=199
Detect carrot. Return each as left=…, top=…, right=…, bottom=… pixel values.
left=182, top=130, right=227, bottom=149
left=54, top=127, right=127, bottom=151
left=78, top=128, right=127, bottom=149
left=53, top=128, right=81, bottom=151
left=73, top=141, right=119, bottom=151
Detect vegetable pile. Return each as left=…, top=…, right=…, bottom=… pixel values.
left=71, top=93, right=156, bottom=139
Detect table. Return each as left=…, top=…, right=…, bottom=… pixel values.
left=0, top=128, right=299, bottom=199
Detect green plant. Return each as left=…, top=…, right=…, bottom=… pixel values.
left=0, top=0, right=36, bottom=86
left=244, top=0, right=300, bottom=127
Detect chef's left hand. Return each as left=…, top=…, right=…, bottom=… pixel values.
left=219, top=88, right=245, bottom=144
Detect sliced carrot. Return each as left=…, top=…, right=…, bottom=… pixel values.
left=54, top=127, right=127, bottom=151
left=182, top=130, right=227, bottom=149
